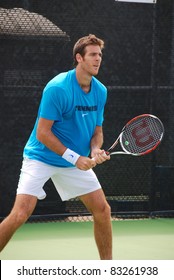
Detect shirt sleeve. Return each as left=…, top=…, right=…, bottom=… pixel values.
left=39, top=86, right=65, bottom=122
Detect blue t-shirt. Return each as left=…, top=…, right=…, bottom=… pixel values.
left=24, top=69, right=107, bottom=167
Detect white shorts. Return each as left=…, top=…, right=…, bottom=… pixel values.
left=17, top=158, right=101, bottom=201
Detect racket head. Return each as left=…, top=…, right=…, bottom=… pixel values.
left=119, top=114, right=164, bottom=156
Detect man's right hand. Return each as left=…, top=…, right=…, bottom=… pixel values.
left=76, top=156, right=97, bottom=170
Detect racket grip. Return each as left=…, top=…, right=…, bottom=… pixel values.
left=92, top=150, right=109, bottom=161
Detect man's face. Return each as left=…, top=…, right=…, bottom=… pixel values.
left=77, top=45, right=102, bottom=76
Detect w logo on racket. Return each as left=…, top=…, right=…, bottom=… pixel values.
left=131, top=120, right=154, bottom=148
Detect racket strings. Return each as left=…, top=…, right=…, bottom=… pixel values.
left=121, top=116, right=164, bottom=154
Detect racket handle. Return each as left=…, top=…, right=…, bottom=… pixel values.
left=92, top=150, right=109, bottom=161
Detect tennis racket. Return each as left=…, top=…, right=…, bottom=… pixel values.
left=104, top=114, right=164, bottom=156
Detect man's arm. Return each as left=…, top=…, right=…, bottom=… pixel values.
left=90, top=126, right=110, bottom=164
left=90, top=125, right=103, bottom=155
left=37, top=118, right=66, bottom=155
left=36, top=117, right=96, bottom=170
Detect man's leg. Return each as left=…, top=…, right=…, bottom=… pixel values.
left=79, top=189, right=112, bottom=260
left=0, top=194, right=37, bottom=252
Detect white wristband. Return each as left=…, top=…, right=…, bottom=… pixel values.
left=62, top=148, right=80, bottom=165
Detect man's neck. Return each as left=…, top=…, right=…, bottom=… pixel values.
left=75, top=67, right=92, bottom=93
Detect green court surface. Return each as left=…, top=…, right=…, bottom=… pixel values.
left=0, top=218, right=174, bottom=260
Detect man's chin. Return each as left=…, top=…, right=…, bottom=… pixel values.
left=92, top=70, right=99, bottom=76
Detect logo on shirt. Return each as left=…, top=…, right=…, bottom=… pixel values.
left=75, top=105, right=97, bottom=112
left=82, top=113, right=88, bottom=117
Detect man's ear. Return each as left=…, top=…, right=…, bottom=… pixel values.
left=76, top=53, right=83, bottom=63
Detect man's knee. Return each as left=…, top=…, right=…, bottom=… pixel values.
left=10, top=208, right=31, bottom=225
left=9, top=195, right=37, bottom=225
left=102, top=202, right=111, bottom=218
left=93, top=201, right=111, bottom=221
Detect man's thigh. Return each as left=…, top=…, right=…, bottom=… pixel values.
left=78, top=188, right=109, bottom=213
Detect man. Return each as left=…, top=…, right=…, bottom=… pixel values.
left=0, top=34, right=112, bottom=259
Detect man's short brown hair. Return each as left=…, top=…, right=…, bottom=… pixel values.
left=73, top=34, right=104, bottom=67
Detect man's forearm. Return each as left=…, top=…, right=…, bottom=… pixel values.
left=90, top=126, right=104, bottom=155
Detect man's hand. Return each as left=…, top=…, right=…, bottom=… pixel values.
left=76, top=156, right=97, bottom=170
left=91, top=148, right=110, bottom=164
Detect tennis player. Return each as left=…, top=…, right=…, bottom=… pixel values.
left=0, top=34, right=112, bottom=259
